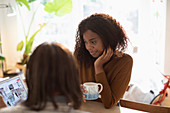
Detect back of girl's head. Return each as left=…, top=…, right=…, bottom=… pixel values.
left=74, top=13, right=128, bottom=64
left=25, top=42, right=82, bottom=110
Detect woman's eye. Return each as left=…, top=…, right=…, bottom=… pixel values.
left=91, top=41, right=96, bottom=44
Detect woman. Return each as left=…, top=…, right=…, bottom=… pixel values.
left=74, top=13, right=133, bottom=108
left=0, top=42, right=88, bottom=113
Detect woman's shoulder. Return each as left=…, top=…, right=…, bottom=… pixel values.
left=113, top=51, right=133, bottom=62
left=122, top=53, right=133, bottom=62
left=105, top=52, right=132, bottom=69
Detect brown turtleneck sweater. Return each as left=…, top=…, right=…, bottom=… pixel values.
left=79, top=53, right=133, bottom=108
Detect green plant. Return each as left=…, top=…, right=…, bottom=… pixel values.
left=0, top=42, right=5, bottom=61
left=0, top=42, right=5, bottom=71
left=0, top=53, right=5, bottom=61
left=16, top=0, right=73, bottom=65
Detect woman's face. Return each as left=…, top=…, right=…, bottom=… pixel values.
left=83, top=30, right=104, bottom=58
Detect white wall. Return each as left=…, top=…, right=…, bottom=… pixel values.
left=154, top=0, right=170, bottom=75
left=164, top=0, right=170, bottom=75
left=148, top=0, right=170, bottom=75
left=0, top=0, right=20, bottom=71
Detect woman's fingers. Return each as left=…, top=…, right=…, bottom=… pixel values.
left=94, top=47, right=113, bottom=71
left=81, top=85, right=88, bottom=93
left=103, top=47, right=113, bottom=61
left=81, top=85, right=87, bottom=102
left=83, top=95, right=86, bottom=102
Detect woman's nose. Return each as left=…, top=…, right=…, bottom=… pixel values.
left=85, top=43, right=93, bottom=50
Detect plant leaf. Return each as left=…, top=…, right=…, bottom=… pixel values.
left=28, top=0, right=36, bottom=3
left=44, top=0, right=73, bottom=17
left=24, top=23, right=46, bottom=55
left=0, top=42, right=4, bottom=61
left=0, top=53, right=5, bottom=61
left=17, top=41, right=24, bottom=51
left=16, top=0, right=30, bottom=10
left=25, top=40, right=33, bottom=56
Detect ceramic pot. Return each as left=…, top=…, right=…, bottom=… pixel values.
left=15, top=63, right=26, bottom=75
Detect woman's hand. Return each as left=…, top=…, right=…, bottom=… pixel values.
left=81, top=84, right=88, bottom=102
left=94, top=47, right=113, bottom=74
left=0, top=95, right=7, bottom=108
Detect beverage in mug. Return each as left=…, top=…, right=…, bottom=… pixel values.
left=83, top=82, right=103, bottom=100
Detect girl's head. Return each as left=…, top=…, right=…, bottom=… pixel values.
left=74, top=13, right=128, bottom=64
left=25, top=42, right=82, bottom=110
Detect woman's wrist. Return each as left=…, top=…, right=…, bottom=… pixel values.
left=95, top=65, right=104, bottom=74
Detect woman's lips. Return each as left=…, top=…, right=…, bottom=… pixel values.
left=89, top=51, right=97, bottom=56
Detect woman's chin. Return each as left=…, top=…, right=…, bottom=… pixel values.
left=91, top=54, right=99, bottom=58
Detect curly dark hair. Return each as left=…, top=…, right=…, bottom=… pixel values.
left=74, top=13, right=129, bottom=66
left=24, top=42, right=82, bottom=111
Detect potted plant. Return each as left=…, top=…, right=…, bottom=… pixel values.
left=15, top=0, right=73, bottom=70
left=0, top=43, right=5, bottom=61
left=0, top=42, right=5, bottom=77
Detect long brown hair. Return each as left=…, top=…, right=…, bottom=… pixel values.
left=74, top=13, right=128, bottom=67
left=24, top=42, right=82, bottom=111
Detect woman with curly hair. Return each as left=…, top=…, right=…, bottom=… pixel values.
left=74, top=13, right=133, bottom=109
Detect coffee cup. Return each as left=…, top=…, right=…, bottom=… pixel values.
left=83, top=82, right=103, bottom=100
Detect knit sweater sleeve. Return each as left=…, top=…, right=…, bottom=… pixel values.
left=95, top=55, right=133, bottom=108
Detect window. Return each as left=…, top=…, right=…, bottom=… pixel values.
left=19, top=0, right=166, bottom=93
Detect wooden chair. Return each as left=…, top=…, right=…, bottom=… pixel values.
left=119, top=99, right=170, bottom=113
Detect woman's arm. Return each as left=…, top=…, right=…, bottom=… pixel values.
left=95, top=56, right=133, bottom=108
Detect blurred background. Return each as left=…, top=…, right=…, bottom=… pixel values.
left=0, top=0, right=170, bottom=97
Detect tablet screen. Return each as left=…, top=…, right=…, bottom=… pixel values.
left=0, top=76, right=27, bottom=107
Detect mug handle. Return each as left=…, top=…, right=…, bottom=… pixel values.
left=97, top=83, right=103, bottom=93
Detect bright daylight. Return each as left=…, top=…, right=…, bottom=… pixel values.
left=0, top=0, right=170, bottom=113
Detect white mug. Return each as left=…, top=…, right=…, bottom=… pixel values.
left=83, top=82, right=103, bottom=100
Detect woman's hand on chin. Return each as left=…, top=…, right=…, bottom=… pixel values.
left=94, top=47, right=113, bottom=74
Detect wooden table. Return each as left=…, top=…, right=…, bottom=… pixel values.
left=80, top=101, right=149, bottom=113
